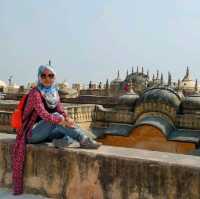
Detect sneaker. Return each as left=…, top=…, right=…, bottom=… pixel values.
left=80, top=137, right=102, bottom=149
left=53, top=138, right=71, bottom=148
left=53, top=138, right=80, bottom=148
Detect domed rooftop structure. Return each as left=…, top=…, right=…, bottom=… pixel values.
left=118, top=84, right=139, bottom=106
left=181, top=92, right=200, bottom=114
left=111, top=70, right=122, bottom=85
left=125, top=66, right=148, bottom=86
left=137, top=87, right=182, bottom=109
left=181, top=67, right=195, bottom=90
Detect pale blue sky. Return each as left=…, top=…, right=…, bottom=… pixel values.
left=0, top=0, right=200, bottom=86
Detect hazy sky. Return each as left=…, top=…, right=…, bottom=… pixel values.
left=1, top=0, right=200, bottom=86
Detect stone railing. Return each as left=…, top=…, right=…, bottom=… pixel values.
left=1, top=139, right=200, bottom=199
left=0, top=100, right=18, bottom=111
left=0, top=104, right=96, bottom=133
left=94, top=105, right=134, bottom=124
left=64, top=104, right=96, bottom=123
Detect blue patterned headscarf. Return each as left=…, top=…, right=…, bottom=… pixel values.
left=37, top=65, right=59, bottom=109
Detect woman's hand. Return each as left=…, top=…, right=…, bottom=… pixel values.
left=58, top=116, right=66, bottom=126
left=65, top=117, right=76, bottom=128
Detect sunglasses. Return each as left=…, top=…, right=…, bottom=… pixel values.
left=41, top=73, right=55, bottom=79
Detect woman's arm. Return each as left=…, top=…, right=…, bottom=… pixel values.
left=56, top=98, right=69, bottom=119
left=32, top=90, right=63, bottom=124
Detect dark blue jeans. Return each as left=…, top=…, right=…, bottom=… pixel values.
left=27, top=119, right=87, bottom=144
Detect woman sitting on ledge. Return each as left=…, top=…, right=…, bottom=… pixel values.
left=12, top=65, right=101, bottom=195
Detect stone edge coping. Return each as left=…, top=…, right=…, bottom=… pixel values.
left=1, top=138, right=200, bottom=170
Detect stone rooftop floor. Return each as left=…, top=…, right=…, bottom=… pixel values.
left=0, top=188, right=52, bottom=199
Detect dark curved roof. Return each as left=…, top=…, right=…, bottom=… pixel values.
left=181, top=93, right=200, bottom=112
left=137, top=87, right=181, bottom=108
left=133, top=115, right=175, bottom=137
left=118, top=92, right=139, bottom=106
left=125, top=72, right=148, bottom=85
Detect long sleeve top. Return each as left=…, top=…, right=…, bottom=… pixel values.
left=12, top=87, right=67, bottom=195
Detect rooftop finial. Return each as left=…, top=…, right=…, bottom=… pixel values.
left=89, top=80, right=92, bottom=89
left=126, top=69, right=129, bottom=77
left=106, top=79, right=109, bottom=89
left=137, top=66, right=139, bottom=74
left=8, top=75, right=13, bottom=86
left=132, top=66, right=134, bottom=74
left=156, top=70, right=159, bottom=80
left=178, top=79, right=181, bottom=90
left=160, top=73, right=164, bottom=85
left=142, top=66, right=144, bottom=74
left=152, top=74, right=155, bottom=83
left=49, top=60, right=51, bottom=66
left=186, top=66, right=189, bottom=76
left=168, top=72, right=172, bottom=86
left=147, top=70, right=149, bottom=79
left=117, top=69, right=120, bottom=79
left=195, top=79, right=198, bottom=92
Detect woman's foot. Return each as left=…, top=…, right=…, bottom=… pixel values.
left=80, top=137, right=102, bottom=149
left=53, top=138, right=79, bottom=148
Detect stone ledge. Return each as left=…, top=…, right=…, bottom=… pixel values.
left=1, top=139, right=200, bottom=199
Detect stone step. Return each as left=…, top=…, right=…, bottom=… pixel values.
left=0, top=188, right=52, bottom=199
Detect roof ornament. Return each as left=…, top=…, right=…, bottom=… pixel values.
left=117, top=69, right=120, bottom=79
left=195, top=79, right=198, bottom=93
left=147, top=70, right=150, bottom=79
left=106, top=79, right=109, bottom=89
left=168, top=72, right=172, bottom=86
left=8, top=75, right=13, bottom=86
left=156, top=70, right=159, bottom=80
left=160, top=73, right=164, bottom=85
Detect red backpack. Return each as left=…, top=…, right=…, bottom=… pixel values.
left=11, top=94, right=29, bottom=129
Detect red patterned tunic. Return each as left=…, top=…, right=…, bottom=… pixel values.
left=12, top=88, right=66, bottom=195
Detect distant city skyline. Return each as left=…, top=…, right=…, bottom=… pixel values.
left=1, top=0, right=200, bottom=86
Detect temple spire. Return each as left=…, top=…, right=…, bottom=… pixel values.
left=152, top=74, right=155, bottom=83
left=147, top=70, right=149, bottom=79
left=8, top=75, right=13, bottom=86
left=195, top=79, right=198, bottom=93
left=183, top=66, right=192, bottom=81
left=89, top=80, right=92, bottom=89
left=142, top=66, right=144, bottom=74
left=132, top=67, right=134, bottom=74
left=186, top=66, right=189, bottom=76
left=48, top=60, right=51, bottom=66
left=178, top=79, right=181, bottom=90
left=126, top=69, right=129, bottom=77
left=106, top=79, right=109, bottom=89
left=137, top=66, right=139, bottom=74
left=160, top=73, right=164, bottom=85
left=168, top=72, right=172, bottom=86
left=156, top=70, right=159, bottom=80
left=117, top=69, right=120, bottom=79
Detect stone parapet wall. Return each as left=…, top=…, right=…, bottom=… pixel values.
left=1, top=139, right=200, bottom=199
